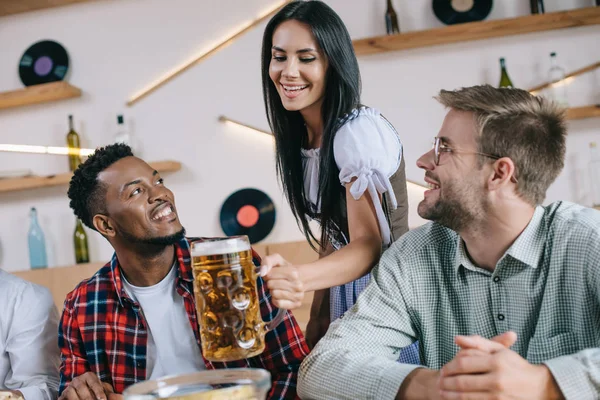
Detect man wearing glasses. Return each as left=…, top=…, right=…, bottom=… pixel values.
left=298, top=85, right=600, bottom=400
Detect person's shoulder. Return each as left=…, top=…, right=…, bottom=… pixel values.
left=0, top=269, right=53, bottom=306
left=334, top=106, right=402, bottom=168
left=335, top=106, right=400, bottom=142
left=390, top=222, right=456, bottom=254
left=544, top=201, right=600, bottom=237
left=63, top=262, right=115, bottom=310
left=336, top=107, right=386, bottom=133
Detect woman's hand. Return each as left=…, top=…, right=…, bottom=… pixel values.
left=260, top=253, right=305, bottom=310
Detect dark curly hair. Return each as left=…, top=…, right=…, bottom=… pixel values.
left=68, top=143, right=133, bottom=230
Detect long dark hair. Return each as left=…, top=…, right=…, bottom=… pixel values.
left=261, top=0, right=361, bottom=251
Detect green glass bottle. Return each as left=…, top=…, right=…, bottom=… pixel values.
left=498, top=58, right=514, bottom=88
left=74, top=219, right=90, bottom=264
left=385, top=0, right=400, bottom=35
left=66, top=115, right=81, bottom=172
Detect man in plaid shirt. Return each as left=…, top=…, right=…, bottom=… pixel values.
left=60, top=143, right=309, bottom=400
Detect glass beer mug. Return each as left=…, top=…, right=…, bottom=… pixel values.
left=191, top=236, right=285, bottom=362
left=123, top=369, right=271, bottom=400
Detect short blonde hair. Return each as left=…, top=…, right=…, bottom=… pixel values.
left=436, top=85, right=567, bottom=205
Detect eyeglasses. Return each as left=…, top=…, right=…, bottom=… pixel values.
left=432, top=137, right=518, bottom=183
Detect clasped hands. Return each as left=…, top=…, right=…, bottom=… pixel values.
left=422, top=331, right=563, bottom=400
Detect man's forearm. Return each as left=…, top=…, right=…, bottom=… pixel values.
left=396, top=369, right=439, bottom=400
left=299, top=351, right=419, bottom=399
left=543, top=348, right=600, bottom=399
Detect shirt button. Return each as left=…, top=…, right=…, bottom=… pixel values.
left=138, top=323, right=144, bottom=329
left=497, top=314, right=505, bottom=321
left=136, top=361, right=142, bottom=368
left=493, top=276, right=500, bottom=283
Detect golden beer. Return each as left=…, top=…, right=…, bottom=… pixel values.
left=191, top=237, right=283, bottom=362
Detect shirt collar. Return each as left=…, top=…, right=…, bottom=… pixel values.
left=454, top=206, right=546, bottom=274
left=110, top=236, right=194, bottom=307
left=504, top=206, right=546, bottom=268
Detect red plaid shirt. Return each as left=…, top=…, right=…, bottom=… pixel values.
left=58, top=237, right=309, bottom=399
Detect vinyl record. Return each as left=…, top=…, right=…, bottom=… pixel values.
left=220, top=188, right=276, bottom=244
left=19, top=40, right=70, bottom=86
left=432, top=0, right=493, bottom=25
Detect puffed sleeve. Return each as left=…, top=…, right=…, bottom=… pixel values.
left=334, top=107, right=402, bottom=245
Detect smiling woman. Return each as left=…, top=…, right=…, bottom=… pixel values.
left=259, top=0, right=415, bottom=360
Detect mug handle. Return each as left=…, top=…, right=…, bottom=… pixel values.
left=255, top=266, right=286, bottom=332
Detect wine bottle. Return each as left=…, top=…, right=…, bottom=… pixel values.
left=74, top=218, right=90, bottom=264
left=385, top=0, right=400, bottom=35
left=498, top=58, right=514, bottom=88
left=28, top=207, right=48, bottom=269
left=66, top=115, right=81, bottom=172
left=547, top=52, right=568, bottom=107
left=529, top=0, right=545, bottom=14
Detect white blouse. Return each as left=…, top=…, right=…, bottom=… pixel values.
left=301, top=107, right=403, bottom=246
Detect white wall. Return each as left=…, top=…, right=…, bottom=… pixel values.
left=0, top=0, right=598, bottom=271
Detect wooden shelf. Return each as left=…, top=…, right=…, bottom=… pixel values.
left=527, top=61, right=600, bottom=93
left=566, top=105, right=600, bottom=120
left=0, top=0, right=94, bottom=17
left=353, top=7, right=600, bottom=56
left=0, top=160, right=182, bottom=194
left=0, top=82, right=82, bottom=110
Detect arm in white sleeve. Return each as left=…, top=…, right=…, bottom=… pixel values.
left=4, top=284, right=60, bottom=400
left=334, top=107, right=403, bottom=246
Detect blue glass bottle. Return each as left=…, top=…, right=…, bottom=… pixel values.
left=28, top=207, right=48, bottom=269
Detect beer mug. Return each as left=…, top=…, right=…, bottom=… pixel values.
left=123, top=369, right=271, bottom=400
left=191, top=236, right=285, bottom=362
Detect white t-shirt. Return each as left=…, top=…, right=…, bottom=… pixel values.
left=122, top=264, right=205, bottom=379
left=0, top=270, right=59, bottom=400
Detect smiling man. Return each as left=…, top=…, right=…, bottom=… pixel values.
left=60, top=144, right=308, bottom=400
left=298, top=85, right=600, bottom=400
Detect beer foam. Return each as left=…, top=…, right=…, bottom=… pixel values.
left=191, top=237, right=251, bottom=257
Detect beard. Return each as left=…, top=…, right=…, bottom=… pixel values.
left=120, top=226, right=186, bottom=247
left=418, top=176, right=486, bottom=232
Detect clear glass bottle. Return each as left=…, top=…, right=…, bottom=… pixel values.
left=28, top=207, right=48, bottom=269
left=114, top=114, right=138, bottom=154
left=589, top=142, right=600, bottom=208
left=547, top=52, right=569, bottom=107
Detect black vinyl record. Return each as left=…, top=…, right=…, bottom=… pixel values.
left=19, top=40, right=69, bottom=86
left=432, top=0, right=493, bottom=25
left=220, top=188, right=276, bottom=244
